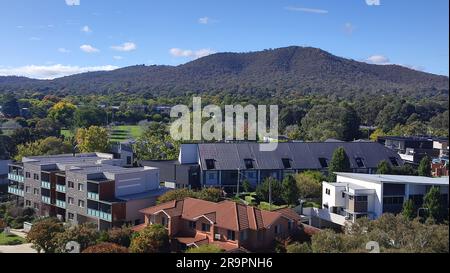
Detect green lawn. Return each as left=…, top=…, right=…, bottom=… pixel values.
left=0, top=233, right=26, bottom=246
left=61, top=125, right=143, bottom=143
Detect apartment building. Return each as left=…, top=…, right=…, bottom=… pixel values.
left=143, top=141, right=403, bottom=192
left=133, top=198, right=302, bottom=252
left=7, top=153, right=168, bottom=230
left=305, top=173, right=449, bottom=228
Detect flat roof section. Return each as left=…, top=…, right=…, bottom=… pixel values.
left=335, top=172, right=449, bottom=186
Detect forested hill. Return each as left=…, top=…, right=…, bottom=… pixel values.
left=0, top=46, right=448, bottom=98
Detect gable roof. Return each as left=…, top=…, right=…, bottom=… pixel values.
left=139, top=198, right=298, bottom=231
left=197, top=142, right=402, bottom=171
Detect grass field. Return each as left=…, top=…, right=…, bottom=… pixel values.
left=0, top=233, right=26, bottom=246
left=60, top=125, right=143, bottom=143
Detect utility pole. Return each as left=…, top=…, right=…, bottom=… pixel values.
left=236, top=168, right=240, bottom=197
left=269, top=178, right=272, bottom=211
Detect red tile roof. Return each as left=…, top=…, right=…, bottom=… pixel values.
left=139, top=198, right=300, bottom=232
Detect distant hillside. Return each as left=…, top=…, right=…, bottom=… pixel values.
left=0, top=46, right=448, bottom=98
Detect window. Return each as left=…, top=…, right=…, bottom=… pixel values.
left=78, top=200, right=85, bottom=208
left=127, top=156, right=132, bottom=165
left=208, top=172, right=216, bottom=180
left=25, top=186, right=30, bottom=193
left=78, top=183, right=84, bottom=192
left=244, top=159, right=254, bottom=169
left=325, top=189, right=331, bottom=195
left=33, top=174, right=39, bottom=180
left=274, top=224, right=282, bottom=235
left=68, top=197, right=74, bottom=205
left=25, top=200, right=32, bottom=207
left=356, top=196, right=368, bottom=202
left=201, top=223, right=211, bottom=232
left=389, top=157, right=399, bottom=167
left=288, top=220, right=294, bottom=230
left=355, top=157, right=365, bottom=168
left=227, top=230, right=236, bottom=241
left=189, top=221, right=196, bottom=229
left=25, top=172, right=31, bottom=178
left=318, top=158, right=329, bottom=168
left=282, top=158, right=292, bottom=169
left=342, top=192, right=346, bottom=198
left=161, top=217, right=168, bottom=227
left=68, top=181, right=75, bottom=189
left=68, top=213, right=74, bottom=221
left=205, top=159, right=216, bottom=170
left=33, top=188, right=39, bottom=195
left=33, top=203, right=39, bottom=210
left=240, top=230, right=248, bottom=241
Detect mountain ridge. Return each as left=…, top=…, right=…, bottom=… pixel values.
left=0, top=46, right=448, bottom=97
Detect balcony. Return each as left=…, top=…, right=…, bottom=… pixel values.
left=87, top=192, right=99, bottom=201
left=87, top=208, right=112, bottom=222
left=41, top=181, right=51, bottom=189
left=56, top=200, right=66, bottom=209
left=56, top=185, right=66, bottom=193
left=8, top=187, right=24, bottom=197
left=8, top=173, right=24, bottom=183
left=41, top=196, right=51, bottom=205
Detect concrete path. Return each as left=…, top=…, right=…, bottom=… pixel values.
left=0, top=243, right=37, bottom=253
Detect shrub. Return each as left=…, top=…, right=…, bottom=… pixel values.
left=83, top=242, right=128, bottom=253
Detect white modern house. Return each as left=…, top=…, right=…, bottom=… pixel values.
left=305, top=173, right=449, bottom=228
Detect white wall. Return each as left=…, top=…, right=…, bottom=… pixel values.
left=112, top=168, right=160, bottom=197
left=322, top=182, right=346, bottom=208
left=336, top=176, right=383, bottom=218
left=179, top=144, right=198, bottom=164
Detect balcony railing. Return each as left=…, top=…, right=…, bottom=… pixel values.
left=41, top=181, right=51, bottom=189
left=87, top=208, right=112, bottom=222
left=87, top=192, right=100, bottom=201
left=8, top=187, right=24, bottom=197
left=56, top=200, right=66, bottom=209
left=56, top=185, right=66, bottom=193
left=8, top=173, right=24, bottom=183
left=41, top=196, right=51, bottom=204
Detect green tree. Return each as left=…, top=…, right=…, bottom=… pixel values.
left=255, top=177, right=284, bottom=205
left=295, top=172, right=323, bottom=200
left=101, top=227, right=133, bottom=248
left=1, top=94, right=20, bottom=118
left=328, top=147, right=351, bottom=181
left=14, top=137, right=72, bottom=161
left=27, top=218, right=65, bottom=253
left=418, top=156, right=432, bottom=177
left=423, top=186, right=443, bottom=222
left=134, top=123, right=180, bottom=161
left=76, top=126, right=110, bottom=153
left=129, top=225, right=170, bottom=253
left=281, top=175, right=299, bottom=206
left=286, top=242, right=312, bottom=253
left=47, top=101, right=77, bottom=128
left=376, top=160, right=393, bottom=174
left=402, top=199, right=416, bottom=221
left=73, top=106, right=107, bottom=128
left=185, top=244, right=224, bottom=253
left=55, top=223, right=100, bottom=253
left=242, top=179, right=252, bottom=193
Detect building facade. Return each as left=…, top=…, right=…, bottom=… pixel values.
left=7, top=153, right=168, bottom=230
left=142, top=142, right=404, bottom=193
left=310, top=173, right=449, bottom=227
left=133, top=198, right=302, bottom=252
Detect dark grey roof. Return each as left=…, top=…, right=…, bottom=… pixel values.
left=197, top=142, right=403, bottom=171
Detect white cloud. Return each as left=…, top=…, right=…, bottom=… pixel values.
left=81, top=25, right=92, bottom=33
left=58, top=48, right=71, bottom=53
left=365, top=0, right=381, bottom=6
left=169, top=48, right=216, bottom=59
left=113, top=56, right=123, bottom=60
left=285, top=6, right=328, bottom=14
left=198, top=17, right=210, bottom=24
left=80, top=44, right=99, bottom=53
left=65, top=0, right=80, bottom=6
left=0, top=64, right=118, bottom=80
left=344, top=22, right=355, bottom=35
left=111, top=42, right=137, bottom=52
left=366, top=55, right=390, bottom=65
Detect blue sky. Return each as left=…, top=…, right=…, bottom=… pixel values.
left=0, top=0, right=448, bottom=79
